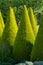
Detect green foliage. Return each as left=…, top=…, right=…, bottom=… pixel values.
left=0, top=0, right=43, bottom=62
left=0, top=7, right=18, bottom=62
left=31, top=14, right=43, bottom=61
left=29, top=7, right=39, bottom=37
left=13, top=5, right=35, bottom=62
left=0, top=0, right=43, bottom=24
left=28, top=0, right=43, bottom=9
left=0, top=12, right=5, bottom=38
left=14, top=6, right=23, bottom=25
left=5, top=7, right=18, bottom=46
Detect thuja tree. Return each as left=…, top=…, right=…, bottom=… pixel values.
left=0, top=7, right=18, bottom=62
left=0, top=12, right=5, bottom=39
left=31, top=13, right=43, bottom=61
left=13, top=5, right=35, bottom=62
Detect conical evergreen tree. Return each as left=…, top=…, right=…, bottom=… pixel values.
left=0, top=7, right=18, bottom=62
left=13, top=5, right=35, bottom=62
left=29, top=7, right=39, bottom=37
left=31, top=14, right=43, bottom=61
left=0, top=12, right=5, bottom=38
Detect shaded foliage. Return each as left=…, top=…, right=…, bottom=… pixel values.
left=0, top=0, right=43, bottom=24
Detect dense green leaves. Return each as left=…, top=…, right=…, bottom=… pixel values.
left=0, top=12, right=5, bottom=39
left=0, top=0, right=43, bottom=62
left=0, top=7, right=18, bottom=62
left=13, top=5, right=35, bottom=62
left=31, top=14, right=43, bottom=61
left=0, top=0, right=43, bottom=23
left=29, top=7, right=39, bottom=37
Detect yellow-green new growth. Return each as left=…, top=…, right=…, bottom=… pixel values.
left=3, top=7, right=18, bottom=46
left=22, top=6, right=35, bottom=44
left=31, top=14, right=43, bottom=61
left=13, top=5, right=35, bottom=61
left=29, top=7, right=39, bottom=37
left=0, top=12, right=5, bottom=38
left=0, top=7, right=18, bottom=62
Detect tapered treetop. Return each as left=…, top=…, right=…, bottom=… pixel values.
left=13, top=5, right=35, bottom=61
left=0, top=12, right=5, bottom=38
left=2, top=7, right=18, bottom=46
left=0, top=7, right=18, bottom=61
left=29, top=7, right=38, bottom=37
left=18, top=5, right=35, bottom=44
left=31, top=13, right=43, bottom=61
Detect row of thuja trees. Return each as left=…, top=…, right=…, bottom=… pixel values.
left=0, top=5, right=43, bottom=62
